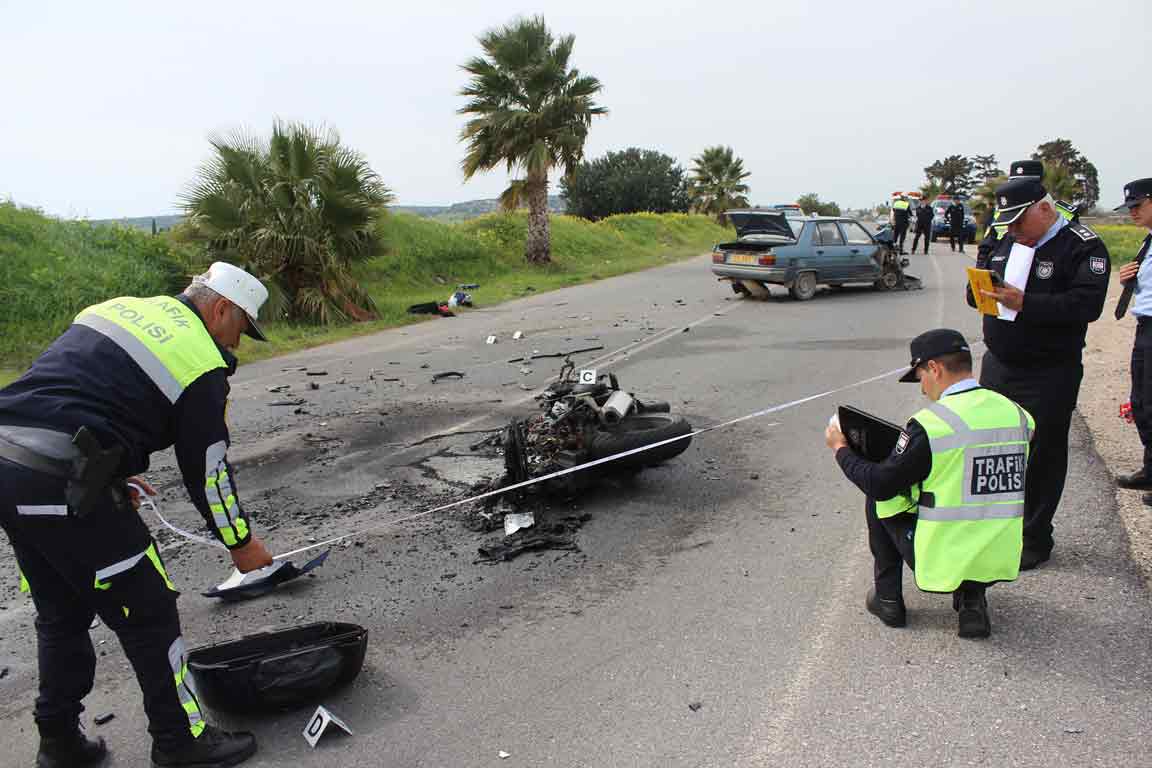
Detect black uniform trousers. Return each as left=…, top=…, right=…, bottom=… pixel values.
left=950, top=228, right=966, bottom=252
left=910, top=227, right=931, bottom=255
left=893, top=222, right=909, bottom=252
left=866, top=502, right=986, bottom=599
left=980, top=351, right=1083, bottom=556
left=0, top=457, right=199, bottom=750
left=1130, top=317, right=1152, bottom=473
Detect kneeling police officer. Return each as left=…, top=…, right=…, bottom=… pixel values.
left=826, top=329, right=1034, bottom=638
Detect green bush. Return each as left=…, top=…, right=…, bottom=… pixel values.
left=1098, top=224, right=1147, bottom=264
left=0, top=203, right=191, bottom=367
left=1, top=207, right=728, bottom=372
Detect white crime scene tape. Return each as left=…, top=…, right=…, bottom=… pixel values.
left=140, top=362, right=909, bottom=561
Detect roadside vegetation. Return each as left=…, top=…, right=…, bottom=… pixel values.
left=0, top=205, right=728, bottom=384
left=1099, top=225, right=1148, bottom=264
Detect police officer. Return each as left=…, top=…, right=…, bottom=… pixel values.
left=826, top=329, right=1033, bottom=638
left=0, top=263, right=272, bottom=767
left=892, top=195, right=912, bottom=254
left=947, top=198, right=968, bottom=253
left=967, top=177, right=1110, bottom=569
left=911, top=197, right=934, bottom=255
left=979, top=161, right=1080, bottom=262
left=1112, top=179, right=1152, bottom=502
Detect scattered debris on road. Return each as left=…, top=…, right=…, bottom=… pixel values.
left=688, top=702, right=702, bottom=712
left=268, top=399, right=306, bottom=407
left=506, top=345, right=605, bottom=364
left=94, top=712, right=115, bottom=726
left=431, top=371, right=466, bottom=383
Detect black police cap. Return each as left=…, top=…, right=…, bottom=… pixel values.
left=1009, top=160, right=1044, bottom=179
left=1115, top=178, right=1152, bottom=211
left=992, top=178, right=1047, bottom=226
left=899, top=329, right=972, bottom=383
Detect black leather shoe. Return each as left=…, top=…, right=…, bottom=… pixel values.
left=865, top=588, right=906, bottom=628
left=1020, top=548, right=1051, bottom=571
left=152, top=725, right=256, bottom=768
left=1117, top=470, right=1152, bottom=490
left=956, top=591, right=991, bottom=639
left=37, top=730, right=107, bottom=768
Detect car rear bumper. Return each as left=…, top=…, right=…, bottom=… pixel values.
left=710, top=264, right=791, bottom=283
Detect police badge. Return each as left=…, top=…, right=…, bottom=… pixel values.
left=1036, top=261, right=1054, bottom=279
left=1090, top=255, right=1107, bottom=275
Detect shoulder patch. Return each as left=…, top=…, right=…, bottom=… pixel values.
left=1068, top=222, right=1098, bottom=241
left=1090, top=255, right=1107, bottom=275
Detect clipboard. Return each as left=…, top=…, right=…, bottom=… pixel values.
left=967, top=267, right=1000, bottom=317
left=838, top=405, right=904, bottom=462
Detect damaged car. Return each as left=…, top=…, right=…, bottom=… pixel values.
left=710, top=209, right=919, bottom=300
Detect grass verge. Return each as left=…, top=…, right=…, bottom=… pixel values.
left=1099, top=224, right=1147, bottom=264
left=0, top=207, right=728, bottom=384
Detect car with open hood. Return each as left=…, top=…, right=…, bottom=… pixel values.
left=709, top=210, right=915, bottom=300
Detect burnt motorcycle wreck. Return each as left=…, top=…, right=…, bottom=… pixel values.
left=501, top=360, right=693, bottom=495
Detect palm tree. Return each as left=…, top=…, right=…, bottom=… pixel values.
left=459, top=16, right=606, bottom=264
left=180, top=121, right=392, bottom=324
left=689, top=146, right=750, bottom=223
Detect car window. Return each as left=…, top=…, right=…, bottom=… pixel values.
left=787, top=219, right=806, bottom=238
left=815, top=222, right=844, bottom=246
left=839, top=221, right=873, bottom=245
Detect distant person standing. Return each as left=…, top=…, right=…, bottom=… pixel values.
left=911, top=199, right=934, bottom=255
left=947, top=200, right=967, bottom=253
left=892, top=195, right=912, bottom=254
left=1113, top=179, right=1152, bottom=503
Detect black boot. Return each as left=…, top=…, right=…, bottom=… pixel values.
left=36, top=730, right=107, bottom=768
left=865, top=588, right=906, bottom=628
left=956, top=589, right=991, bottom=639
left=151, top=725, right=256, bottom=768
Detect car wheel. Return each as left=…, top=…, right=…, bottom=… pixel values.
left=731, top=281, right=750, bottom=297
left=874, top=270, right=900, bottom=291
left=789, top=271, right=818, bottom=301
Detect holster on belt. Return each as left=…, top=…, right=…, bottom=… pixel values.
left=66, top=427, right=125, bottom=518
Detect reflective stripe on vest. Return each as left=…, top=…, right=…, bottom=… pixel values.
left=74, top=297, right=226, bottom=404
left=94, top=542, right=176, bottom=592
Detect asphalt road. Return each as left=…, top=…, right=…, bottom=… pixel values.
left=2, top=242, right=1150, bottom=767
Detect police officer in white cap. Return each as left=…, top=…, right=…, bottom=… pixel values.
left=0, top=262, right=271, bottom=767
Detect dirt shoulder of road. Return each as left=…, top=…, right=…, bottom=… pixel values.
left=1078, top=275, right=1152, bottom=590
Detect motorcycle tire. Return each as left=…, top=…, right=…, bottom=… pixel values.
left=587, top=413, right=692, bottom=468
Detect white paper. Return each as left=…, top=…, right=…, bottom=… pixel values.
left=999, top=243, right=1035, bottom=321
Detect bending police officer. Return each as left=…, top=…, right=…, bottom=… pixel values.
left=968, top=177, right=1110, bottom=569
left=0, top=263, right=273, bottom=768
left=826, top=329, right=1033, bottom=638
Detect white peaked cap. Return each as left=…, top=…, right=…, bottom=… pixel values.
left=203, top=261, right=269, bottom=341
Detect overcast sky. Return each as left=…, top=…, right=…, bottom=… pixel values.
left=1, top=0, right=1147, bottom=219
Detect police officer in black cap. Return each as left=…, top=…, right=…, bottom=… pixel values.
left=1112, top=179, right=1152, bottom=501
left=826, top=329, right=1033, bottom=639
left=967, top=176, right=1110, bottom=569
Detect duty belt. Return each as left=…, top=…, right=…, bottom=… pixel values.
left=0, top=426, right=76, bottom=478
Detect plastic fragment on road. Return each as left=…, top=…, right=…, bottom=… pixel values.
left=486, top=335, right=498, bottom=344
left=202, top=550, right=330, bottom=601
left=498, top=751, right=511, bottom=759
left=303, top=705, right=354, bottom=747
left=94, top=712, right=115, bottom=726
left=512, top=331, right=524, bottom=340
left=503, top=511, right=535, bottom=536
left=431, top=371, right=466, bottom=383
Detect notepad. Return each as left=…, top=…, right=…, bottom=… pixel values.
left=967, top=268, right=999, bottom=316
